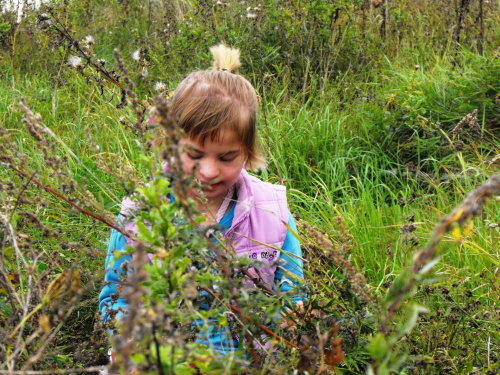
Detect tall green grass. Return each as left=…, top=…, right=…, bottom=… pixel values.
left=5, top=44, right=497, bottom=288
left=1, top=1, right=499, bottom=370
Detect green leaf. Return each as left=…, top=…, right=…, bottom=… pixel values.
left=384, top=269, right=411, bottom=306
left=0, top=299, right=13, bottom=315
left=217, top=314, right=227, bottom=327
left=37, top=262, right=48, bottom=272
left=387, top=352, right=408, bottom=372
left=174, top=362, right=197, bottom=375
left=418, top=257, right=440, bottom=276
left=131, top=353, right=145, bottom=364
left=0, top=22, right=11, bottom=34
left=137, top=221, right=153, bottom=242
left=398, top=303, right=429, bottom=337
left=367, top=333, right=388, bottom=361
left=4, top=246, right=13, bottom=258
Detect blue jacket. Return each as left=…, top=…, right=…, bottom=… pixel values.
left=99, top=193, right=303, bottom=353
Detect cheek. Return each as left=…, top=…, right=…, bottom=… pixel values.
left=224, top=164, right=245, bottom=183
left=180, top=153, right=195, bottom=176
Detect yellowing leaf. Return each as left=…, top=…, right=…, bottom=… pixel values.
left=463, top=221, right=474, bottom=237
left=8, top=273, right=20, bottom=286
left=39, top=314, right=51, bottom=333
left=0, top=273, right=20, bottom=294
left=452, top=227, right=461, bottom=242
left=43, top=269, right=81, bottom=305
left=446, top=208, right=464, bottom=226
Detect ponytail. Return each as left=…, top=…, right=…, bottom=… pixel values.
left=210, top=44, right=241, bottom=74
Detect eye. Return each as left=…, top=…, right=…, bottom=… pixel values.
left=220, top=151, right=240, bottom=163
left=220, top=156, right=237, bottom=163
left=187, top=153, right=202, bottom=160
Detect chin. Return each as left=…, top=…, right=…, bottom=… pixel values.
left=203, top=189, right=223, bottom=199
left=203, top=185, right=227, bottom=199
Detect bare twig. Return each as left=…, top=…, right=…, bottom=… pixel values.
left=478, top=0, right=484, bottom=55
left=202, top=286, right=299, bottom=349
left=6, top=164, right=130, bottom=239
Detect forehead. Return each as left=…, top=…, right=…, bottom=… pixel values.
left=181, top=130, right=244, bottom=152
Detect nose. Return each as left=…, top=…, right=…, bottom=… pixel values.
left=198, top=159, right=218, bottom=181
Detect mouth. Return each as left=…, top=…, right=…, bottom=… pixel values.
left=201, top=181, right=222, bottom=192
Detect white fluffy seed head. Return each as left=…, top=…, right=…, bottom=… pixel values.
left=84, top=35, right=94, bottom=45
left=67, top=56, right=82, bottom=68
left=131, top=49, right=140, bottom=61
left=154, top=82, right=166, bottom=93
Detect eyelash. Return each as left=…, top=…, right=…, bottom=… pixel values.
left=187, top=153, right=202, bottom=160
left=187, top=153, right=236, bottom=163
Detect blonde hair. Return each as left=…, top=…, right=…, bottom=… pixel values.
left=170, top=44, right=266, bottom=171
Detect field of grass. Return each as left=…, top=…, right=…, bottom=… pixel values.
left=1, top=0, right=499, bottom=373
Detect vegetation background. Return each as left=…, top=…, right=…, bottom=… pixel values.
left=0, top=0, right=499, bottom=373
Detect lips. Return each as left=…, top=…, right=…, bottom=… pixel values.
left=202, top=182, right=222, bottom=192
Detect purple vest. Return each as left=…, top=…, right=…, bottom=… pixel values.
left=225, top=169, right=288, bottom=286
left=120, top=169, right=289, bottom=287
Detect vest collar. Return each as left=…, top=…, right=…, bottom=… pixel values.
left=226, top=169, right=253, bottom=235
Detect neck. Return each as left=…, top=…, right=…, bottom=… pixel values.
left=204, top=195, right=226, bottom=215
left=189, top=190, right=229, bottom=224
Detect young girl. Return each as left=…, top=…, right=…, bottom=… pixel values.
left=99, top=45, right=303, bottom=360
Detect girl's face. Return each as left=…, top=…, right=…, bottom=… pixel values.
left=179, top=130, right=246, bottom=204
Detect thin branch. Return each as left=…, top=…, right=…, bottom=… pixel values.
left=202, top=286, right=299, bottom=349
left=6, top=164, right=131, bottom=239
left=152, top=322, right=166, bottom=375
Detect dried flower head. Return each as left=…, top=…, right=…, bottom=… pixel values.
left=246, top=12, right=257, bottom=19
left=84, top=35, right=95, bottom=45
left=36, top=13, right=53, bottom=29
left=452, top=109, right=480, bottom=137
left=154, top=82, right=167, bottom=93
left=139, top=67, right=148, bottom=79
left=43, top=269, right=81, bottom=305
left=67, top=56, right=82, bottom=68
left=131, top=49, right=141, bottom=61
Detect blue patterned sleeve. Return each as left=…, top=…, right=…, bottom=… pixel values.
left=98, top=225, right=130, bottom=324
left=274, top=211, right=304, bottom=304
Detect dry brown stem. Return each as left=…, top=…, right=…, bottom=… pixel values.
left=382, top=176, right=500, bottom=330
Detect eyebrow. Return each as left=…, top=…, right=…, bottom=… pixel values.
left=220, top=150, right=241, bottom=156
left=188, top=147, right=241, bottom=157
